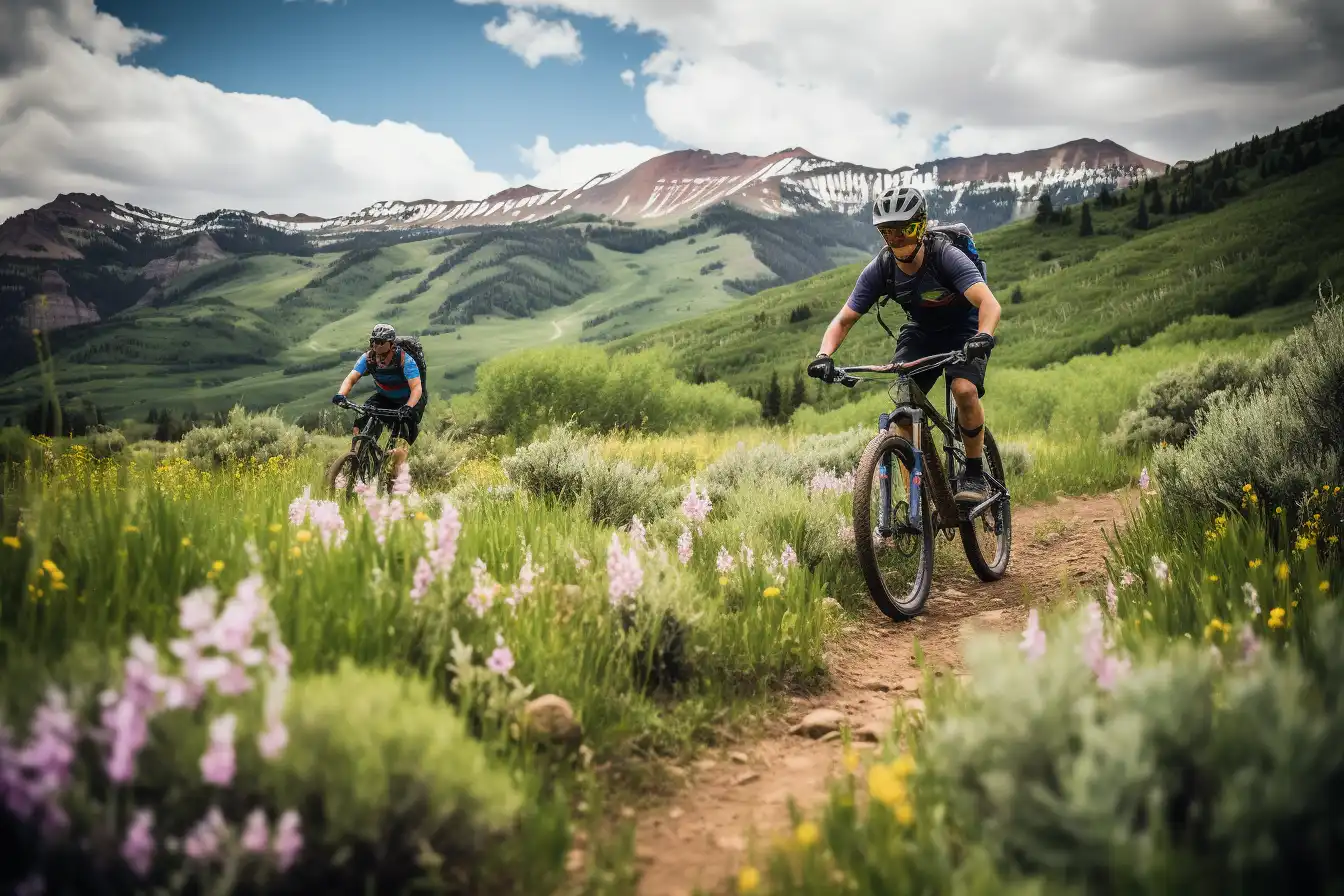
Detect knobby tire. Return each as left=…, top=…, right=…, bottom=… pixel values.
left=853, top=430, right=935, bottom=620
left=958, top=427, right=1012, bottom=581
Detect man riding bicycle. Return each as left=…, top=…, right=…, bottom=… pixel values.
left=807, top=185, right=1002, bottom=504
left=332, top=323, right=424, bottom=483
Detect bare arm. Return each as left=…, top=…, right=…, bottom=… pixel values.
left=818, top=305, right=863, bottom=356
left=337, top=370, right=360, bottom=398
left=963, top=283, right=1002, bottom=336
left=406, top=376, right=423, bottom=407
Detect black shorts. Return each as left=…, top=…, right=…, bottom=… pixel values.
left=354, top=394, right=423, bottom=445
left=892, top=324, right=990, bottom=399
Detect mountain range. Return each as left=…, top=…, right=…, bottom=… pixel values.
left=0, top=138, right=1164, bottom=262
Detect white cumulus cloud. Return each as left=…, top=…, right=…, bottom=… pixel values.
left=457, top=0, right=1344, bottom=167
left=482, top=8, right=583, bottom=68
left=518, top=135, right=664, bottom=189
left=620, top=68, right=635, bottom=87
left=0, top=0, right=515, bottom=221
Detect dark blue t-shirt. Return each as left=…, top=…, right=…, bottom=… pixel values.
left=845, top=239, right=985, bottom=332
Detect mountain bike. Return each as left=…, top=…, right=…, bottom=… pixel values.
left=324, top=398, right=411, bottom=501
left=824, top=350, right=1012, bottom=620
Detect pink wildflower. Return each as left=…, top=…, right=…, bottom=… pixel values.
left=214, top=662, right=253, bottom=697
left=680, top=480, right=712, bottom=526
left=1120, top=569, right=1137, bottom=587
left=184, top=807, right=228, bottom=862
left=508, top=551, right=541, bottom=607
left=241, top=809, right=269, bottom=853
left=676, top=528, right=693, bottom=565
left=1138, top=467, right=1150, bottom=490
left=391, top=463, right=412, bottom=496
left=628, top=516, right=647, bottom=547
left=808, top=469, right=855, bottom=495
left=208, top=574, right=266, bottom=654
left=487, top=633, right=515, bottom=675
left=607, top=533, right=643, bottom=607
left=179, top=586, right=219, bottom=634
left=409, top=557, right=435, bottom=603
left=1080, top=603, right=1130, bottom=691
left=467, top=558, right=499, bottom=617
left=715, top=546, right=734, bottom=575
left=738, top=537, right=755, bottom=570
left=1242, top=581, right=1261, bottom=616
left=273, top=810, right=303, bottom=871
left=1105, top=580, right=1118, bottom=614
left=1019, top=609, right=1046, bottom=660
left=200, top=714, right=237, bottom=787
left=1239, top=623, right=1262, bottom=663
left=1150, top=555, right=1170, bottom=585
left=429, top=501, right=461, bottom=574
left=121, top=809, right=155, bottom=876
left=779, top=544, right=798, bottom=571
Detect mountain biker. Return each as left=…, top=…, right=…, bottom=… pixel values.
left=331, top=323, right=424, bottom=483
left=806, top=185, right=1002, bottom=504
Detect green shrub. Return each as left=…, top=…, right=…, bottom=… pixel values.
left=501, top=426, right=668, bottom=526
left=997, top=441, right=1033, bottom=478
left=179, top=405, right=308, bottom=469
left=1107, top=355, right=1260, bottom=452
left=83, top=426, right=127, bottom=459
left=0, top=426, right=39, bottom=466
left=1153, top=298, right=1344, bottom=519
left=701, top=427, right=867, bottom=499
left=407, top=431, right=474, bottom=490
left=472, top=344, right=759, bottom=440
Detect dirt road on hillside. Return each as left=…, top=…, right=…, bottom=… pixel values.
left=630, top=490, right=1138, bottom=896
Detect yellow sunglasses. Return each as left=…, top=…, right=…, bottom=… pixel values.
left=878, top=220, right=926, bottom=243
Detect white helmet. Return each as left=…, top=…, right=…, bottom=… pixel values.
left=872, top=185, right=928, bottom=228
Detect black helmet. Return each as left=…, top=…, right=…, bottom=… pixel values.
left=370, top=323, right=396, bottom=343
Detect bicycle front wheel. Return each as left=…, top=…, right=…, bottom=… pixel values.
left=853, top=430, right=935, bottom=620
left=959, top=427, right=1012, bottom=581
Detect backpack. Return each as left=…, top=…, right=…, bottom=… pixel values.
left=367, top=335, right=429, bottom=409
left=873, top=221, right=988, bottom=340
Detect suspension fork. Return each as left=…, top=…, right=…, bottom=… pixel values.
left=907, top=409, right=925, bottom=531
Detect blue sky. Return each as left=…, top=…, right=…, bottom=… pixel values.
left=97, top=0, right=672, bottom=178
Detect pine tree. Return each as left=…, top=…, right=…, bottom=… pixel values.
left=1135, top=198, right=1149, bottom=230
left=1259, top=157, right=1269, bottom=180
left=1284, top=131, right=1299, bottom=154
left=1271, top=126, right=1282, bottom=148
left=1011, top=284, right=1025, bottom=304
left=1097, top=186, right=1114, bottom=209
left=1149, top=189, right=1164, bottom=215
left=1306, top=142, right=1324, bottom=168
left=790, top=370, right=806, bottom=413
left=1035, top=192, right=1055, bottom=224
left=1169, top=193, right=1181, bottom=215
left=1290, top=146, right=1305, bottom=173
left=1210, top=154, right=1224, bottom=179
left=763, top=372, right=782, bottom=422
left=1078, top=202, right=1094, bottom=237
left=1232, top=144, right=1242, bottom=166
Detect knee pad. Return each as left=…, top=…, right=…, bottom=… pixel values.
left=959, top=422, right=984, bottom=439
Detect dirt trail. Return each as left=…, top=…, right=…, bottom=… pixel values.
left=631, top=490, right=1137, bottom=896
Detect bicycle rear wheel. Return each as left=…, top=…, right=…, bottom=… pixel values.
left=853, top=430, right=935, bottom=620
left=959, top=427, right=1012, bottom=581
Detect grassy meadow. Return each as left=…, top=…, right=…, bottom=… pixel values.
left=2, top=107, right=1342, bottom=894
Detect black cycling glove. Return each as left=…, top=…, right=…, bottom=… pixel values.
left=807, top=354, right=836, bottom=381
left=331, top=393, right=346, bottom=405
left=397, top=404, right=415, bottom=420
left=963, top=332, right=997, bottom=361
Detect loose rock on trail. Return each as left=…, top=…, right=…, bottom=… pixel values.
left=631, top=491, right=1136, bottom=896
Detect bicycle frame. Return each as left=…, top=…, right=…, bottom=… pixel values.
left=836, top=352, right=1010, bottom=533
left=340, top=401, right=409, bottom=487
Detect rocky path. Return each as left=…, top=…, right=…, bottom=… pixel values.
left=631, top=491, right=1137, bottom=896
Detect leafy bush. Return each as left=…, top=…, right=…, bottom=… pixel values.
left=996, top=441, right=1033, bottom=478
left=472, top=345, right=759, bottom=441
left=501, top=426, right=669, bottom=526
left=1107, top=355, right=1260, bottom=452
left=179, top=406, right=308, bottom=469
left=1153, top=298, right=1344, bottom=519
left=0, top=426, right=39, bottom=466
left=701, top=427, right=868, bottom=499
left=84, top=426, right=128, bottom=459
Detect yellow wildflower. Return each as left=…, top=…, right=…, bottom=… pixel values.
left=1248, top=559, right=1262, bottom=569
left=1276, top=561, right=1290, bottom=581
left=737, top=866, right=760, bottom=893
left=868, top=764, right=907, bottom=807
left=1268, top=608, right=1286, bottom=629
left=268, top=523, right=283, bottom=534
left=1203, top=618, right=1230, bottom=641
left=718, top=576, right=729, bottom=586
left=181, top=537, right=192, bottom=547
left=3, top=536, right=20, bottom=549
left=890, top=753, right=916, bottom=778
left=842, top=748, right=861, bottom=774
left=762, top=586, right=781, bottom=598
left=1208, top=574, right=1219, bottom=583
left=794, top=821, right=820, bottom=848
left=212, top=560, right=225, bottom=572
left=415, top=511, right=429, bottom=522
left=1243, top=483, right=1253, bottom=493
left=1319, top=581, right=1330, bottom=592
left=122, top=525, right=139, bottom=534
left=895, top=802, right=915, bottom=825
left=296, top=530, right=313, bottom=544
left=289, top=546, right=302, bottom=559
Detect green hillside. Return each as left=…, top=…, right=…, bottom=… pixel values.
left=2, top=215, right=871, bottom=428
left=616, top=106, right=1344, bottom=412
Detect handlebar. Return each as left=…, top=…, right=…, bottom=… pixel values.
left=828, top=350, right=966, bottom=387
left=335, top=397, right=406, bottom=419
